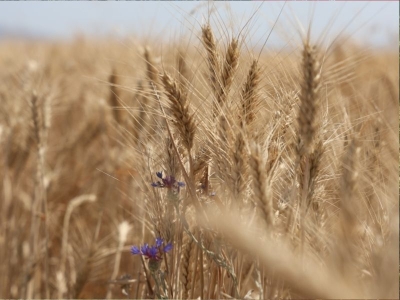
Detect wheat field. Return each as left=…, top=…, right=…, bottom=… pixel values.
left=0, top=3, right=398, bottom=299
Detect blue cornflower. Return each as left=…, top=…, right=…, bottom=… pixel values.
left=163, top=243, right=173, bottom=252
left=130, top=237, right=173, bottom=261
left=155, top=237, right=163, bottom=247
left=151, top=172, right=185, bottom=190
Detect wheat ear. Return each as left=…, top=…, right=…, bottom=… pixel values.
left=231, top=130, right=247, bottom=202
left=144, top=47, right=159, bottom=84
left=201, top=25, right=221, bottom=99
left=180, top=233, right=195, bottom=299
left=58, top=194, right=96, bottom=299
left=295, top=41, right=323, bottom=221
left=297, top=42, right=321, bottom=155
left=177, top=51, right=190, bottom=94
left=106, top=221, right=132, bottom=299
left=108, top=69, right=121, bottom=123
left=30, top=91, right=50, bottom=298
left=240, top=59, right=260, bottom=130
left=249, top=143, right=273, bottom=228
left=160, top=72, right=196, bottom=152
left=218, top=38, right=240, bottom=106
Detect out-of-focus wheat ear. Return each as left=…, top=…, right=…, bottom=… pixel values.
left=26, top=91, right=39, bottom=299
left=239, top=258, right=254, bottom=295
left=108, top=69, right=122, bottom=123
left=218, top=38, right=240, bottom=106
left=73, top=195, right=105, bottom=299
left=29, top=91, right=50, bottom=298
left=160, top=72, right=196, bottom=152
left=340, top=136, right=360, bottom=228
left=231, top=130, right=247, bottom=203
left=30, top=92, right=41, bottom=147
left=144, top=47, right=159, bottom=84
left=201, top=25, right=221, bottom=107
left=380, top=72, right=398, bottom=107
left=249, top=142, right=273, bottom=228
left=144, top=48, right=163, bottom=134
left=279, top=92, right=298, bottom=149
left=72, top=250, right=93, bottom=298
left=297, top=42, right=321, bottom=156
left=177, top=51, right=190, bottom=94
left=217, top=114, right=230, bottom=146
left=205, top=210, right=364, bottom=299
left=364, top=119, right=382, bottom=225
left=106, top=221, right=132, bottom=299
left=266, top=141, right=279, bottom=175
left=370, top=212, right=399, bottom=298
left=240, top=59, right=260, bottom=130
left=181, top=233, right=195, bottom=299
left=129, top=83, right=140, bottom=143
left=135, top=81, right=149, bottom=142
left=59, top=194, right=96, bottom=299
left=336, top=136, right=361, bottom=278
left=41, top=94, right=52, bottom=148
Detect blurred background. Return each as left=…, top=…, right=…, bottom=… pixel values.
left=0, top=1, right=398, bottom=49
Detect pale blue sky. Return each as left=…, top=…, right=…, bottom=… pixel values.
left=0, top=1, right=398, bottom=49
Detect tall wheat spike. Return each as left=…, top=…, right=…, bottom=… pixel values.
left=240, top=59, right=260, bottom=131
left=297, top=42, right=321, bottom=155
left=161, top=72, right=196, bottom=152
left=201, top=25, right=221, bottom=99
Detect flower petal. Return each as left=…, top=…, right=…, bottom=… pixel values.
left=163, top=243, right=173, bottom=253
left=155, top=237, right=163, bottom=247
left=163, top=175, right=176, bottom=187
left=131, top=246, right=140, bottom=255
left=141, top=244, right=149, bottom=254
left=148, top=246, right=158, bottom=259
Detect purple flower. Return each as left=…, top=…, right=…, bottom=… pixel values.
left=130, top=237, right=173, bottom=261
left=156, top=237, right=163, bottom=247
left=163, top=243, right=173, bottom=253
left=162, top=175, right=175, bottom=187
left=148, top=246, right=158, bottom=258
left=151, top=172, right=185, bottom=191
left=130, top=246, right=140, bottom=255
